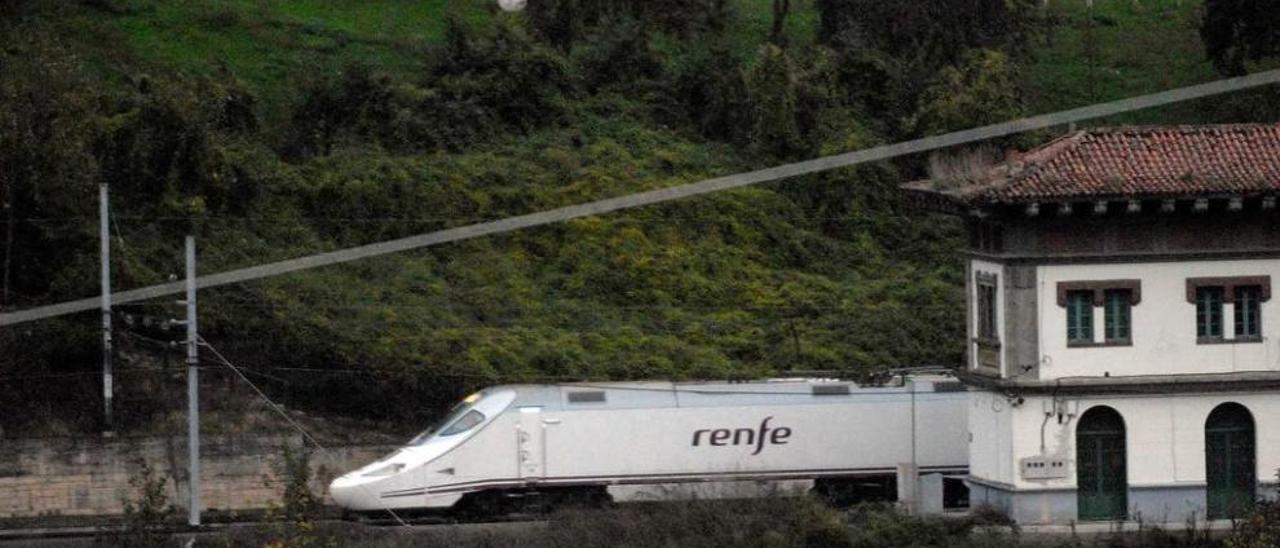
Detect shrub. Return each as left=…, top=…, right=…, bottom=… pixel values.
left=1225, top=471, right=1280, bottom=548
left=262, top=442, right=334, bottom=548
left=116, top=461, right=176, bottom=548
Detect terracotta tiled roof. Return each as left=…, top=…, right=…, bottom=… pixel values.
left=905, top=124, right=1280, bottom=204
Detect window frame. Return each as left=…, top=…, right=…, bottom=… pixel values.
left=1057, top=280, right=1140, bottom=348
left=968, top=220, right=1004, bottom=254
left=1196, top=286, right=1224, bottom=341
left=1186, top=276, right=1270, bottom=345
left=1234, top=285, right=1262, bottom=340
left=439, top=409, right=486, bottom=437
left=973, top=271, right=1001, bottom=372
left=1066, top=290, right=1095, bottom=345
left=975, top=272, right=999, bottom=344
left=1103, top=289, right=1132, bottom=344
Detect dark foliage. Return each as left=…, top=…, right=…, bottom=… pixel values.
left=1202, top=0, right=1280, bottom=76
left=1, top=1, right=995, bottom=435
left=665, top=44, right=752, bottom=143
left=816, top=0, right=1038, bottom=61
left=288, top=17, right=572, bottom=158
left=572, top=16, right=664, bottom=93
left=815, top=0, right=1039, bottom=137
left=527, top=0, right=737, bottom=51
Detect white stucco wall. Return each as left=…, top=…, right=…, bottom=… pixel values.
left=968, top=391, right=1280, bottom=491
left=968, top=391, right=1015, bottom=486
left=1037, top=258, right=1280, bottom=380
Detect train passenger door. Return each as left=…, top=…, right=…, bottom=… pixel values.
left=517, top=407, right=545, bottom=480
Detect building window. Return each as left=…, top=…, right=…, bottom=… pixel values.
left=1235, top=286, right=1262, bottom=339
left=1197, top=287, right=1225, bottom=339
left=1057, top=280, right=1140, bottom=347
left=1187, top=276, right=1269, bottom=344
left=974, top=271, right=1000, bottom=371
left=977, top=275, right=998, bottom=342
left=1067, top=291, right=1094, bottom=344
left=968, top=221, right=1004, bottom=254
left=1104, top=289, right=1131, bottom=342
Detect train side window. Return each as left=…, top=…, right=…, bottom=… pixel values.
left=440, top=410, right=486, bottom=436
left=568, top=390, right=606, bottom=403
left=812, top=385, right=850, bottom=396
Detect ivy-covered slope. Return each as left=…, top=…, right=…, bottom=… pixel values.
left=0, top=0, right=1269, bottom=432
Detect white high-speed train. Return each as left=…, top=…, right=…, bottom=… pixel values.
left=329, top=376, right=969, bottom=515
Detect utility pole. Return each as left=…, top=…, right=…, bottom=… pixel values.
left=100, top=183, right=113, bottom=435
left=184, top=235, right=200, bottom=527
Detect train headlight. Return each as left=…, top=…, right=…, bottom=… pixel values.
left=363, top=463, right=405, bottom=477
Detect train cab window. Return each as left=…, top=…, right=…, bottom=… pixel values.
left=440, top=410, right=486, bottom=436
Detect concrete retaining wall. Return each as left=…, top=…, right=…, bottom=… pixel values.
left=0, top=435, right=393, bottom=518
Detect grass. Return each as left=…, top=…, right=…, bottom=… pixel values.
left=51, top=0, right=813, bottom=118
left=1025, top=0, right=1280, bottom=127
left=49, top=0, right=490, bottom=126
left=732, top=0, right=820, bottom=52
left=54, top=0, right=1268, bottom=131
left=1027, top=0, right=1216, bottom=112
left=186, top=498, right=1232, bottom=547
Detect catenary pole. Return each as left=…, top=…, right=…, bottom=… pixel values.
left=99, top=184, right=113, bottom=435
left=184, top=235, right=200, bottom=527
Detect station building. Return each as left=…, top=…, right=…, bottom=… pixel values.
left=907, top=124, right=1280, bottom=524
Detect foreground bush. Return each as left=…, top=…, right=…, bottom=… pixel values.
left=354, top=496, right=849, bottom=548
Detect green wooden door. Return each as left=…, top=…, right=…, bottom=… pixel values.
left=1077, top=407, right=1127, bottom=521
left=1206, top=403, right=1255, bottom=519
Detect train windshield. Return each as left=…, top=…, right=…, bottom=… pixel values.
left=439, top=410, right=485, bottom=436
left=407, top=392, right=485, bottom=446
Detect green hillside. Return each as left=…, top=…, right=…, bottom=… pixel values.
left=1, top=0, right=1274, bottom=434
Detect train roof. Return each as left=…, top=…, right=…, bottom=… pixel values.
left=490, top=375, right=966, bottom=411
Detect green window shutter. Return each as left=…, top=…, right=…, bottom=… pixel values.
left=1067, top=291, right=1093, bottom=343
left=1235, top=286, right=1261, bottom=337
left=1197, top=287, right=1224, bottom=338
left=1104, top=290, right=1131, bottom=341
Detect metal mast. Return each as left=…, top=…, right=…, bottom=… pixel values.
left=184, top=235, right=200, bottom=527
left=100, top=183, right=113, bottom=435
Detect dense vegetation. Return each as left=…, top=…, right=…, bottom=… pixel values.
left=0, top=0, right=1277, bottom=434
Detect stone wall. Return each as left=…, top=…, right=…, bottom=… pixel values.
left=0, top=435, right=393, bottom=518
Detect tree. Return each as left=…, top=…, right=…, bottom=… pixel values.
left=814, top=0, right=1037, bottom=138
left=746, top=45, right=802, bottom=158
left=0, top=30, right=98, bottom=306
left=665, top=43, right=751, bottom=142
left=912, top=49, right=1024, bottom=137
left=770, top=0, right=791, bottom=46
left=573, top=15, right=664, bottom=92
left=816, top=0, right=1038, bottom=63
left=527, top=0, right=735, bottom=49
left=1201, top=0, right=1280, bottom=76
left=527, top=0, right=583, bottom=52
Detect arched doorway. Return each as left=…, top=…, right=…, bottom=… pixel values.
left=1077, top=406, right=1127, bottom=521
left=1206, top=403, right=1256, bottom=519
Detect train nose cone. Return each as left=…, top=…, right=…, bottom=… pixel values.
left=330, top=474, right=377, bottom=511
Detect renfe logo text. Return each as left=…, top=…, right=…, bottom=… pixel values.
left=691, top=416, right=792, bottom=455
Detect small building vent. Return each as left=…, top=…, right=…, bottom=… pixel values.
left=933, top=382, right=967, bottom=393
left=811, top=384, right=851, bottom=396
left=567, top=390, right=606, bottom=403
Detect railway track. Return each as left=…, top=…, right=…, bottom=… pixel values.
left=0, top=515, right=550, bottom=546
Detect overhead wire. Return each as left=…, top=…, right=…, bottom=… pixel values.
left=9, top=68, right=1278, bottom=328
left=198, top=335, right=412, bottom=527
